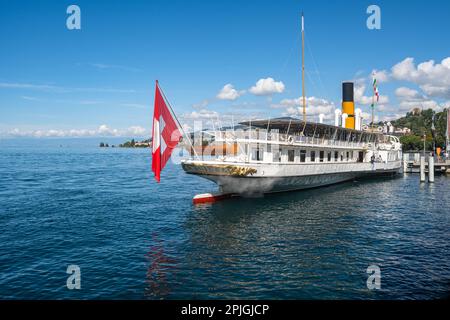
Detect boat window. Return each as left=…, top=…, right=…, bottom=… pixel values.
left=252, top=148, right=262, bottom=161
left=340, top=152, right=344, bottom=161
left=334, top=151, right=339, bottom=161
left=358, top=151, right=364, bottom=162
left=319, top=151, right=324, bottom=162
left=273, top=151, right=280, bottom=162
left=346, top=151, right=349, bottom=161
left=310, top=151, right=316, bottom=162
left=288, top=150, right=295, bottom=162
left=300, top=150, right=306, bottom=162
left=327, top=152, right=331, bottom=162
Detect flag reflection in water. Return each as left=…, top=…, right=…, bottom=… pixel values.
left=144, top=233, right=176, bottom=298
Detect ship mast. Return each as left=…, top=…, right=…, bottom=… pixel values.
left=371, top=72, right=378, bottom=132
left=301, top=12, right=306, bottom=122
left=371, top=92, right=375, bottom=131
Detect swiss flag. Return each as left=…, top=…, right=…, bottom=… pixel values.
left=152, top=81, right=183, bottom=182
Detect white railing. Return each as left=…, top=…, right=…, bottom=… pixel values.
left=213, top=130, right=368, bottom=149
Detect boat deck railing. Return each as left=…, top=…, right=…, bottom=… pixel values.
left=213, top=130, right=369, bottom=150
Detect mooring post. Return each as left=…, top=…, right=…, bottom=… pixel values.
left=420, top=156, right=426, bottom=182
left=428, top=155, right=435, bottom=183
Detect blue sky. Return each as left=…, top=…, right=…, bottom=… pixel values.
left=1, top=0, right=449, bottom=137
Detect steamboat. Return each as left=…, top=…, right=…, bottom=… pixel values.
left=151, top=14, right=403, bottom=202
left=180, top=14, right=402, bottom=198
left=181, top=82, right=402, bottom=195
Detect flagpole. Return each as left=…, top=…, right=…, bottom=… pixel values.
left=301, top=12, right=306, bottom=122
left=371, top=95, right=375, bottom=132
left=371, top=73, right=375, bottom=132
left=156, top=81, right=199, bottom=158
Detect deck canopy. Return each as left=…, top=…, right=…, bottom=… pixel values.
left=239, top=118, right=387, bottom=143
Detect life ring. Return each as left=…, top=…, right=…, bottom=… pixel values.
left=287, top=135, right=294, bottom=144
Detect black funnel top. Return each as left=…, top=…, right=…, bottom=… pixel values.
left=342, top=82, right=354, bottom=102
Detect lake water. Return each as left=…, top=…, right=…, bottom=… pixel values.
left=0, top=139, right=449, bottom=299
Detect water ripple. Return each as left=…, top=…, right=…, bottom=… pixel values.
left=0, top=144, right=449, bottom=299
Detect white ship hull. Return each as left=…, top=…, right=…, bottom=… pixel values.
left=182, top=160, right=402, bottom=194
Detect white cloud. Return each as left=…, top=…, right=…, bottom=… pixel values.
left=358, top=95, right=389, bottom=105
left=371, top=69, right=389, bottom=83
left=375, top=104, right=394, bottom=112
left=183, top=109, right=219, bottom=120
left=98, top=124, right=116, bottom=135
left=180, top=108, right=266, bottom=131
left=275, top=96, right=335, bottom=120
left=192, top=99, right=209, bottom=109
left=0, top=82, right=58, bottom=91
left=216, top=84, right=245, bottom=100
left=127, top=126, right=147, bottom=136
left=120, top=103, right=147, bottom=109
left=391, top=57, right=450, bottom=98
left=408, top=101, right=434, bottom=111
left=391, top=58, right=416, bottom=80
left=181, top=123, right=192, bottom=133
left=354, top=82, right=389, bottom=105
left=398, top=98, right=445, bottom=112
left=89, top=63, right=142, bottom=73
left=22, top=96, right=43, bottom=101
left=395, top=87, right=422, bottom=99
left=360, top=112, right=380, bottom=124
left=79, top=100, right=104, bottom=105
left=20, top=94, right=147, bottom=109
left=249, top=77, right=285, bottom=96
left=380, top=113, right=404, bottom=122
left=2, top=125, right=149, bottom=138
left=0, top=81, right=135, bottom=93
left=394, top=86, right=449, bottom=112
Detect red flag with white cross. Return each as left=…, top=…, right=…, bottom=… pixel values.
left=152, top=81, right=183, bottom=182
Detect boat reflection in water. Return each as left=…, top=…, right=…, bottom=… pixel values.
left=181, top=183, right=365, bottom=299
left=145, top=174, right=450, bottom=300
left=142, top=166, right=450, bottom=300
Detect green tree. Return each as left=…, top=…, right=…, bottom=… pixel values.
left=400, top=135, right=423, bottom=151
left=392, top=108, right=448, bottom=150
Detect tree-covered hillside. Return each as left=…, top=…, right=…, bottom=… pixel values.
left=390, top=108, right=448, bottom=151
